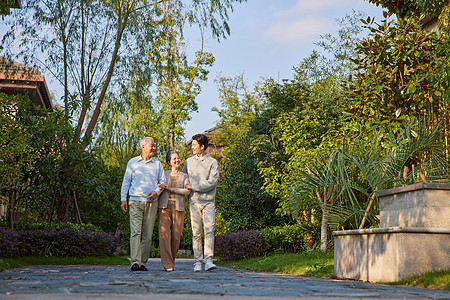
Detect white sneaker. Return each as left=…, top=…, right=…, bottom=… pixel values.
left=165, top=268, right=173, bottom=272
left=205, top=261, right=216, bottom=271
left=194, top=264, right=202, bottom=272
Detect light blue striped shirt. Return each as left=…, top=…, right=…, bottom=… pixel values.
left=121, top=155, right=166, bottom=202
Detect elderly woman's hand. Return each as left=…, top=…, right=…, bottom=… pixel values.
left=157, top=183, right=168, bottom=190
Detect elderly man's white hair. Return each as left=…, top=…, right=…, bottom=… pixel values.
left=139, top=137, right=154, bottom=147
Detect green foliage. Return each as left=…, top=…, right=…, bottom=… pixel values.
left=287, top=121, right=449, bottom=231
left=365, top=0, right=448, bottom=19
left=0, top=93, right=126, bottom=230
left=75, top=162, right=127, bottom=232
left=94, top=0, right=247, bottom=156
left=139, top=1, right=215, bottom=149
left=0, top=93, right=36, bottom=193
left=260, top=225, right=307, bottom=254
left=0, top=94, right=67, bottom=228
left=250, top=80, right=305, bottom=201
left=345, top=16, right=446, bottom=135
left=94, top=88, right=160, bottom=168
left=212, top=12, right=365, bottom=239
left=210, top=75, right=290, bottom=231
left=211, top=74, right=266, bottom=148
left=0, top=0, right=15, bottom=17
left=5, top=222, right=102, bottom=232
left=251, top=12, right=364, bottom=211
left=217, top=135, right=289, bottom=231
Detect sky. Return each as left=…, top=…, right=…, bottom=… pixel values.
left=183, top=0, right=386, bottom=140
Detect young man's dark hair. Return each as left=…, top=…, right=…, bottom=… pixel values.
left=192, top=134, right=209, bottom=151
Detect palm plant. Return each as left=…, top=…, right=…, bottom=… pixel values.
left=286, top=121, right=449, bottom=251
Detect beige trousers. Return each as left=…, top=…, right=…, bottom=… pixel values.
left=129, top=200, right=158, bottom=266
left=158, top=201, right=185, bottom=270
left=189, top=201, right=215, bottom=265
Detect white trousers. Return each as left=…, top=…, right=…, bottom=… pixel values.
left=189, top=201, right=215, bottom=265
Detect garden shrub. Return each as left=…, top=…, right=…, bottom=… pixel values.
left=215, top=230, right=264, bottom=260
left=215, top=224, right=307, bottom=260
left=0, top=226, right=119, bottom=257
left=0, top=227, right=19, bottom=257
left=261, top=224, right=306, bottom=254
left=9, top=222, right=102, bottom=232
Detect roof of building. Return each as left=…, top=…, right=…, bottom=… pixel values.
left=0, top=56, right=52, bottom=110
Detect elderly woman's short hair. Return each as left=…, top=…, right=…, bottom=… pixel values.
left=165, top=150, right=179, bottom=164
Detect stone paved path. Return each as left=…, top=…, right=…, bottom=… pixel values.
left=0, top=258, right=449, bottom=300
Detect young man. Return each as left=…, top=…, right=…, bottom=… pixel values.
left=121, top=137, right=166, bottom=271
left=183, top=134, right=220, bottom=272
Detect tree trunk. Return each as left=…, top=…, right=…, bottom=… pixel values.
left=57, top=194, right=70, bottom=222
left=359, top=192, right=376, bottom=229
left=320, top=187, right=328, bottom=251
left=7, top=189, right=16, bottom=230
left=83, top=5, right=131, bottom=143
left=320, top=206, right=328, bottom=251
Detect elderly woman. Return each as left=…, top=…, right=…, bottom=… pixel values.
left=157, top=150, right=190, bottom=271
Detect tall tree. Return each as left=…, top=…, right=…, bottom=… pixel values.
left=365, top=0, right=449, bottom=19
left=345, top=14, right=444, bottom=123
left=211, top=74, right=266, bottom=149
left=142, top=1, right=214, bottom=149
left=1, top=0, right=245, bottom=222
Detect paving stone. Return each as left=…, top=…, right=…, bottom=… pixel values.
left=0, top=258, right=449, bottom=300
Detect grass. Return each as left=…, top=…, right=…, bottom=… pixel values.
left=216, top=249, right=334, bottom=278
left=387, top=270, right=450, bottom=290
left=0, top=255, right=130, bottom=272
left=216, top=250, right=450, bottom=290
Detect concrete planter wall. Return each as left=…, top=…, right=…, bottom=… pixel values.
left=378, top=182, right=450, bottom=228
left=333, top=182, right=450, bottom=283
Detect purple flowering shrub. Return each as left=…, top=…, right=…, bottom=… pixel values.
left=215, top=225, right=307, bottom=260
left=0, top=227, right=20, bottom=257
left=215, top=230, right=264, bottom=260
left=0, top=227, right=119, bottom=257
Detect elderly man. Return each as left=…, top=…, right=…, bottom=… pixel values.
left=121, top=137, right=166, bottom=271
